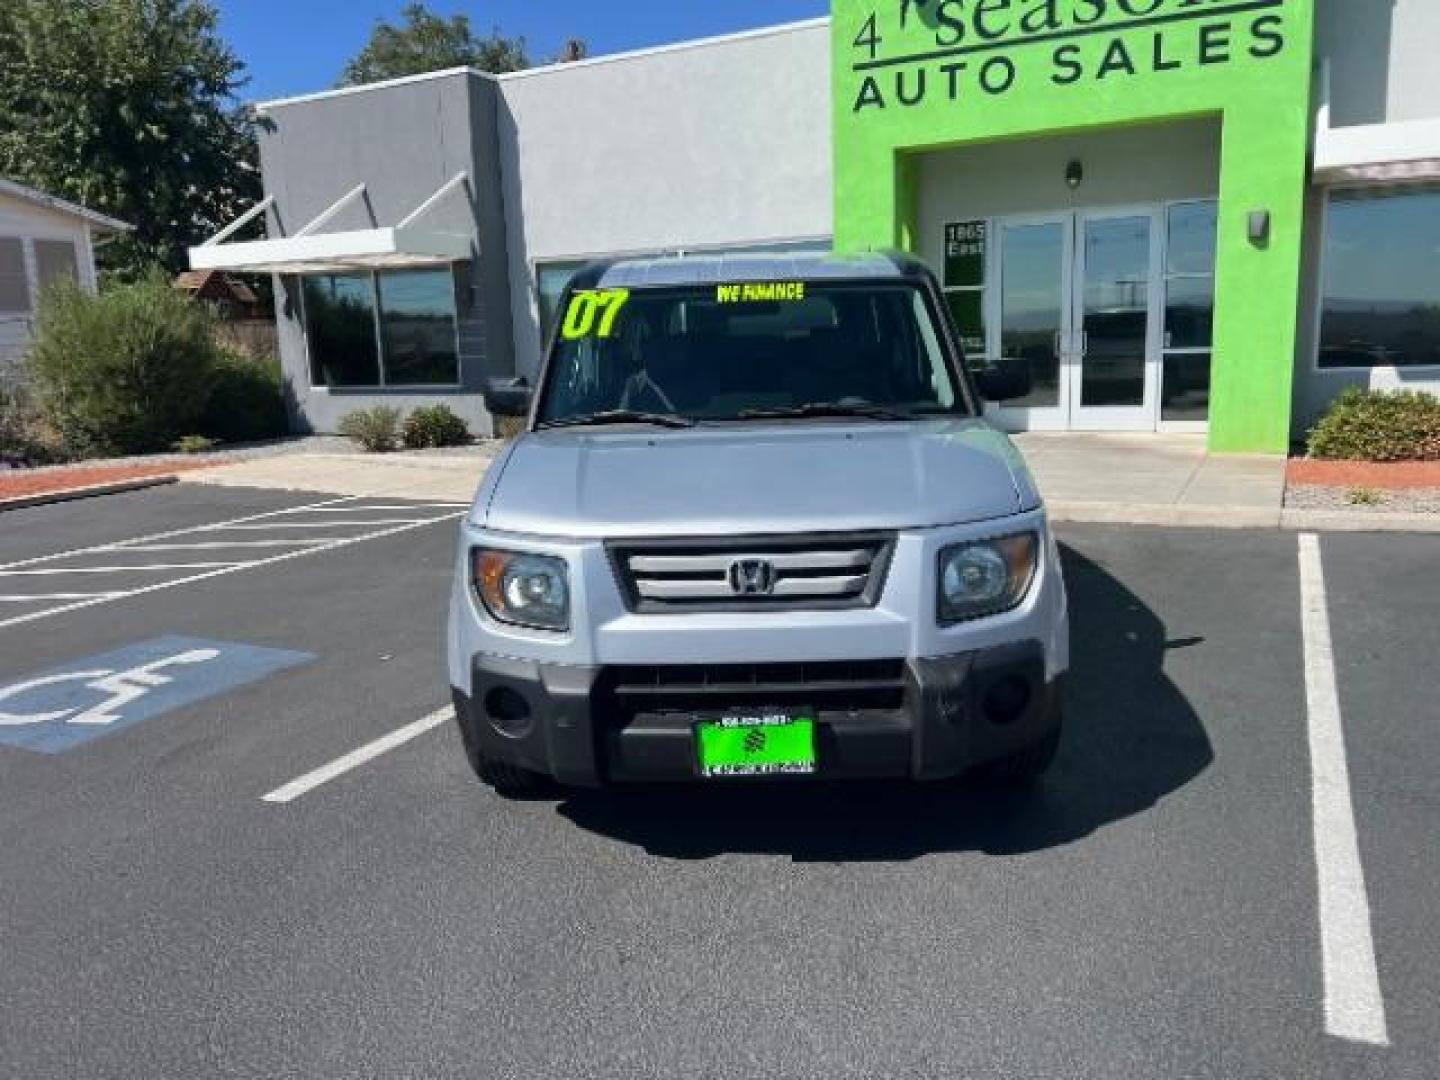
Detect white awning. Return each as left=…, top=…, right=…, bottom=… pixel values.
left=188, top=174, right=473, bottom=274
left=1313, top=65, right=1440, bottom=186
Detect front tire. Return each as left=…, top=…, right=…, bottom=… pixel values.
left=455, top=708, right=550, bottom=797
left=977, top=724, right=1061, bottom=787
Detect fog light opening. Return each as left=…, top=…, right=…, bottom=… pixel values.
left=484, top=686, right=533, bottom=737
left=983, top=675, right=1032, bottom=727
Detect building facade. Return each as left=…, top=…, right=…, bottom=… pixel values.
left=193, top=0, right=1440, bottom=451
left=0, top=178, right=129, bottom=387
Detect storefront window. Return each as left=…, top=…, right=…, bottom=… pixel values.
left=942, top=220, right=987, bottom=358
left=1319, top=188, right=1440, bottom=369
left=303, top=274, right=381, bottom=387
left=378, top=270, right=459, bottom=386
left=303, top=268, right=460, bottom=388
left=1161, top=201, right=1217, bottom=422
left=536, top=261, right=586, bottom=344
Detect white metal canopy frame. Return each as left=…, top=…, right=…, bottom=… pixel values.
left=1312, top=62, right=1440, bottom=185
left=188, top=173, right=473, bottom=275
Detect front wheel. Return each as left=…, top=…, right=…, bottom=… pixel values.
left=455, top=710, right=551, bottom=798
left=976, top=724, right=1061, bottom=787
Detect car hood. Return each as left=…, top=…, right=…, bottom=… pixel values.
left=478, top=420, right=1039, bottom=540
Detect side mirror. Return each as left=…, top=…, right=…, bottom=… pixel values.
left=484, top=378, right=532, bottom=418
left=973, top=357, right=1033, bottom=403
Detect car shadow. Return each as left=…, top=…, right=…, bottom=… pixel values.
left=555, top=544, right=1213, bottom=861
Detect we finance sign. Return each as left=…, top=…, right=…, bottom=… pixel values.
left=846, top=0, right=1292, bottom=113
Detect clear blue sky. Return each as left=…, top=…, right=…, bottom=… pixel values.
left=214, top=1, right=828, bottom=103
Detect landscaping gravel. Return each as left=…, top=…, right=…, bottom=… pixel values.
left=1286, top=485, right=1440, bottom=514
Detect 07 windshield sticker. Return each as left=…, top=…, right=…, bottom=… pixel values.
left=716, top=282, right=807, bottom=304
left=561, top=289, right=630, bottom=340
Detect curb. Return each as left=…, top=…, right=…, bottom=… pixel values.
left=1049, top=501, right=1440, bottom=533
left=0, top=474, right=178, bottom=513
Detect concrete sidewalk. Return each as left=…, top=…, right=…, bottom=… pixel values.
left=1013, top=433, right=1289, bottom=528
left=177, top=433, right=1436, bottom=532
left=179, top=449, right=498, bottom=503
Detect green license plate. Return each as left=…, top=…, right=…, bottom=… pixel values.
left=696, top=714, right=817, bottom=778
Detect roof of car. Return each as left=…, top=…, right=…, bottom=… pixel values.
left=570, top=250, right=934, bottom=291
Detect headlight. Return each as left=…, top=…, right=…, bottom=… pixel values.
left=937, top=533, right=1038, bottom=624
left=472, top=549, right=570, bottom=631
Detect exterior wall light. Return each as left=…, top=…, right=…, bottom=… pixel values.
left=1248, top=210, right=1271, bottom=244
left=1065, top=160, right=1084, bottom=190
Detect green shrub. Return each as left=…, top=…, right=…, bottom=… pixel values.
left=1307, top=388, right=1440, bottom=462
left=402, top=403, right=470, bottom=449
left=338, top=406, right=402, bottom=452
left=200, top=349, right=289, bottom=444
left=26, top=271, right=220, bottom=456
left=1, top=384, right=69, bottom=466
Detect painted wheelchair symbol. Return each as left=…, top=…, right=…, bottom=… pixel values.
left=0, top=649, right=221, bottom=727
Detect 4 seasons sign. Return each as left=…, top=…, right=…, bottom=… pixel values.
left=848, top=0, right=1290, bottom=112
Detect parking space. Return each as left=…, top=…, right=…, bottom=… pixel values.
left=0, top=486, right=1436, bottom=1078
left=0, top=492, right=466, bottom=629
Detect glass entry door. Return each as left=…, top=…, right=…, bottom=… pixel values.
left=1069, top=209, right=1161, bottom=430
left=985, top=207, right=1163, bottom=432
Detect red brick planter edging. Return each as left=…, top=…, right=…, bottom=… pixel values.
left=0, top=460, right=222, bottom=501
left=1287, top=459, right=1440, bottom=491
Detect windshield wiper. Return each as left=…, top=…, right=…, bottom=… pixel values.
left=736, top=402, right=917, bottom=422
left=536, top=409, right=695, bottom=431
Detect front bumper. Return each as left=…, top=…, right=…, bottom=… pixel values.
left=453, top=642, right=1062, bottom=787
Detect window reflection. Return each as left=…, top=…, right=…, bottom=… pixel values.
left=1000, top=222, right=1064, bottom=410
left=303, top=275, right=381, bottom=388
left=1320, top=189, right=1440, bottom=369
left=378, top=270, right=459, bottom=385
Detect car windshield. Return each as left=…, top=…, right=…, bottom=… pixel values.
left=535, top=281, right=970, bottom=426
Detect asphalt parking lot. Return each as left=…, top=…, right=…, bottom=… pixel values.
left=1, top=484, right=1436, bottom=1079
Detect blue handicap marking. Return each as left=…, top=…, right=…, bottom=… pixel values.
left=0, top=636, right=315, bottom=754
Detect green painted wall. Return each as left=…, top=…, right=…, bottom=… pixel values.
left=832, top=0, right=1316, bottom=452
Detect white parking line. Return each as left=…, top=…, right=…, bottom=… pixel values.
left=0, top=591, right=126, bottom=603
left=1298, top=533, right=1389, bottom=1047
left=0, top=495, right=366, bottom=573
left=261, top=707, right=453, bottom=804
left=0, top=563, right=240, bottom=576
left=114, top=540, right=340, bottom=552
left=0, top=509, right=463, bottom=631
left=207, top=520, right=435, bottom=530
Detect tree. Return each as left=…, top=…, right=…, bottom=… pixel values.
left=0, top=0, right=259, bottom=280
left=555, top=39, right=589, bottom=64
left=339, top=3, right=529, bottom=85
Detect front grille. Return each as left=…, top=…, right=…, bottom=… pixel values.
left=609, top=532, right=896, bottom=613
left=599, top=659, right=907, bottom=714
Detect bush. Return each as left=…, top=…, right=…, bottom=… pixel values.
left=26, top=271, right=220, bottom=456
left=338, top=406, right=403, bottom=452
left=1, top=383, right=68, bottom=466
left=402, top=403, right=470, bottom=449
left=1307, top=388, right=1440, bottom=462
left=200, top=349, right=289, bottom=444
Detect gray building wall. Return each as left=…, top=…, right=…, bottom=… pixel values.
left=494, top=20, right=833, bottom=377
left=256, top=71, right=514, bottom=434
left=1317, top=0, right=1440, bottom=127
left=1292, top=0, right=1440, bottom=435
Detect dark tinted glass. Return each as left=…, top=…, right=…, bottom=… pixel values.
left=538, top=283, right=965, bottom=423
left=1165, top=277, right=1214, bottom=349
left=1320, top=190, right=1440, bottom=369
left=378, top=270, right=459, bottom=385
left=1162, top=352, right=1211, bottom=422
left=303, top=275, right=381, bottom=387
